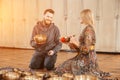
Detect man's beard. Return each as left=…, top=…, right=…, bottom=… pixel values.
left=44, top=19, right=51, bottom=26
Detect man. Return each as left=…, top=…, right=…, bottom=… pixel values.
left=29, top=9, right=62, bottom=71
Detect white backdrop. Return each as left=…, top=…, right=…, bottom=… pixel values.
left=0, top=0, right=120, bottom=52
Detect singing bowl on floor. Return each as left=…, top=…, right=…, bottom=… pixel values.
left=13, top=68, right=23, bottom=75
left=34, top=72, right=45, bottom=77
left=62, top=73, right=74, bottom=80
left=21, top=71, right=32, bottom=76
left=48, top=76, right=64, bottom=80
left=74, top=75, right=99, bottom=80
left=20, top=75, right=42, bottom=80
left=49, top=72, right=58, bottom=77
left=48, top=73, right=74, bottom=80
left=0, top=69, right=9, bottom=79
left=2, top=71, right=20, bottom=80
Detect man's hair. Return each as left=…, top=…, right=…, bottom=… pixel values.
left=44, top=9, right=55, bottom=14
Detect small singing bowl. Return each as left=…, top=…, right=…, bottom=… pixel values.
left=74, top=74, right=99, bottom=80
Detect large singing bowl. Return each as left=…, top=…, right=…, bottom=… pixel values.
left=48, top=76, right=63, bottom=80
left=74, top=74, right=99, bottom=80
left=34, top=34, right=47, bottom=44
left=62, top=73, right=74, bottom=80
left=48, top=73, right=73, bottom=80
left=3, top=71, right=20, bottom=80
left=21, top=75, right=42, bottom=80
left=34, top=72, right=45, bottom=77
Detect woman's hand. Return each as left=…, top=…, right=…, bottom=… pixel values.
left=69, top=36, right=79, bottom=47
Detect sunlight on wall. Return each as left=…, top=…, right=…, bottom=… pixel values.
left=0, top=0, right=33, bottom=48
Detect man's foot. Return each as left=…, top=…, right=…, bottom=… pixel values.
left=43, top=73, right=51, bottom=79
left=47, top=67, right=56, bottom=71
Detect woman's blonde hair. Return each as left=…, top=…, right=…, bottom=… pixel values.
left=80, top=9, right=94, bottom=26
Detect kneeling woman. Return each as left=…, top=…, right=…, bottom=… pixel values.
left=55, top=9, right=111, bottom=79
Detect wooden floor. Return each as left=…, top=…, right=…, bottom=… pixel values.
left=0, top=48, right=120, bottom=79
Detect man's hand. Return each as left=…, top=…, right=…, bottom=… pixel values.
left=48, top=50, right=54, bottom=56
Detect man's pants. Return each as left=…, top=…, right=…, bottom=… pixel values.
left=29, top=52, right=57, bottom=70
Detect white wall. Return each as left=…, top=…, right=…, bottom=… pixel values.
left=0, top=0, right=120, bottom=52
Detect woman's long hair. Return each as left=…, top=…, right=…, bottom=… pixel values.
left=80, top=9, right=94, bottom=26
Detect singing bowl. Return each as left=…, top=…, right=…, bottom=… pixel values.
left=63, top=73, right=74, bottom=80
left=0, top=67, right=14, bottom=75
left=13, top=68, right=23, bottom=74
left=60, top=37, right=70, bottom=43
left=48, top=76, right=63, bottom=80
left=21, top=71, right=32, bottom=76
left=3, top=71, right=20, bottom=80
left=49, top=72, right=58, bottom=77
left=34, top=34, right=47, bottom=44
left=0, top=67, right=15, bottom=79
left=34, top=72, right=45, bottom=77
left=0, top=69, right=8, bottom=75
left=21, top=75, right=42, bottom=80
left=48, top=77, right=74, bottom=80
left=74, top=74, right=99, bottom=80
left=0, top=69, right=9, bottom=79
left=48, top=73, right=73, bottom=80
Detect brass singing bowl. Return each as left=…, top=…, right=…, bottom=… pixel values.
left=3, top=71, right=20, bottom=80
left=0, top=69, right=8, bottom=75
left=0, top=69, right=9, bottom=79
left=34, top=34, right=47, bottom=44
left=74, top=74, right=99, bottom=80
left=13, top=68, right=23, bottom=74
left=21, top=71, right=32, bottom=76
left=62, top=73, right=74, bottom=80
left=48, top=76, right=63, bottom=80
left=49, top=72, right=58, bottom=77
left=34, top=72, right=45, bottom=77
left=21, top=75, right=42, bottom=80
left=48, top=73, right=73, bottom=80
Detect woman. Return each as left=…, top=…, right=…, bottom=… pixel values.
left=54, top=9, right=111, bottom=79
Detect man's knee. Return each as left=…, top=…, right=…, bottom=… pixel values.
left=44, top=55, right=57, bottom=70
left=29, top=63, right=39, bottom=69
left=44, top=64, right=54, bottom=70
left=29, top=61, right=44, bottom=69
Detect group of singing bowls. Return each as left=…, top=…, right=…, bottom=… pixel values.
left=0, top=67, right=42, bottom=80
left=0, top=67, right=99, bottom=80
